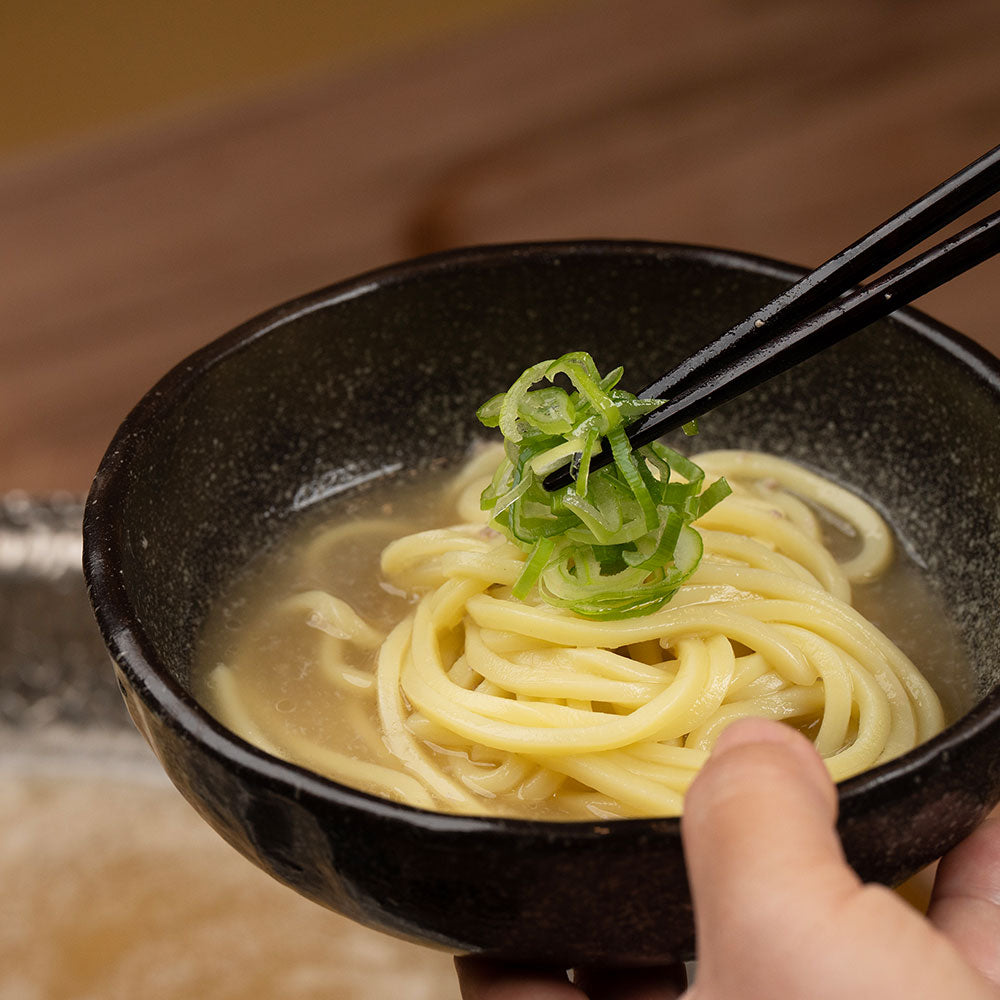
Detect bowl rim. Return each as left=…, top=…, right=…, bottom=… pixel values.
left=83, top=238, right=1000, bottom=838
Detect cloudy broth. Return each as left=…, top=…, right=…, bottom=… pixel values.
left=194, top=457, right=973, bottom=820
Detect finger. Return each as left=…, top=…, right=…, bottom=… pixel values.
left=929, top=813, right=1000, bottom=987
left=572, top=963, right=687, bottom=999
left=681, top=719, right=857, bottom=966
left=455, top=956, right=581, bottom=1000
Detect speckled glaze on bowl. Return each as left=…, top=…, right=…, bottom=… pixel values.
left=84, top=241, right=1000, bottom=966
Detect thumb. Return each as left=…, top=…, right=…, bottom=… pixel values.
left=681, top=719, right=857, bottom=983
left=682, top=719, right=1000, bottom=1000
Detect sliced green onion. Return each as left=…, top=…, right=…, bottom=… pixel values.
left=519, top=386, right=576, bottom=435
left=498, top=360, right=553, bottom=442
left=694, top=477, right=734, bottom=518
left=477, top=351, right=729, bottom=620
left=607, top=423, right=658, bottom=531
left=528, top=438, right=585, bottom=476
left=476, top=393, right=505, bottom=427
left=512, top=536, right=556, bottom=599
left=624, top=509, right=684, bottom=570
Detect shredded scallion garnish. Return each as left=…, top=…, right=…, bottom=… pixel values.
left=477, top=352, right=731, bottom=620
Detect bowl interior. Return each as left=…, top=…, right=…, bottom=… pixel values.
left=113, top=243, right=1000, bottom=709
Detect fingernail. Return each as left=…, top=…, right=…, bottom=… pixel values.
left=711, top=717, right=796, bottom=757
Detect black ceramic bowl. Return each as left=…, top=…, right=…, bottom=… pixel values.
left=84, top=241, right=1000, bottom=966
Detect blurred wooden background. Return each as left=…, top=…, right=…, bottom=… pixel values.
left=2, top=0, right=999, bottom=494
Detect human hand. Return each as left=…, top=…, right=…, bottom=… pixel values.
left=455, top=718, right=1000, bottom=999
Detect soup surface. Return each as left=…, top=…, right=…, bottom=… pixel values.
left=195, top=447, right=971, bottom=820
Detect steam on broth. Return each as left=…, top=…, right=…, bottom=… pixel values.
left=194, top=444, right=970, bottom=821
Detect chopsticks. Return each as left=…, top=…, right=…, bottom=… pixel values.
left=544, top=143, right=1000, bottom=491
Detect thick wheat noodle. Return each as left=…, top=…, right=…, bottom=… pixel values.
left=205, top=448, right=946, bottom=819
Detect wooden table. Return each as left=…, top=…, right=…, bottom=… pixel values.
left=3, top=0, right=999, bottom=495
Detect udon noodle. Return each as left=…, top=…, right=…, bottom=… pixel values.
left=198, top=447, right=945, bottom=820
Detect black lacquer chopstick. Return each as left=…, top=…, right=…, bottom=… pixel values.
left=544, top=143, right=1000, bottom=491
